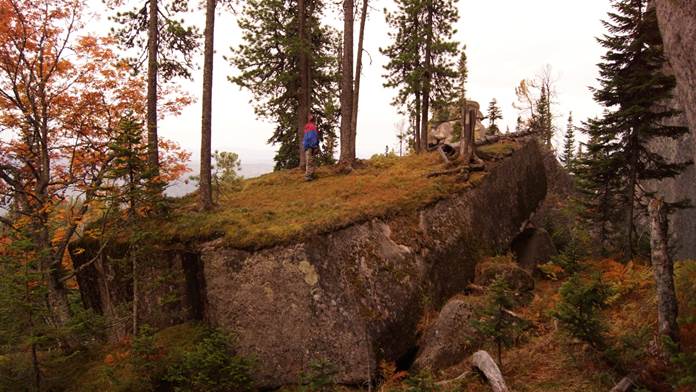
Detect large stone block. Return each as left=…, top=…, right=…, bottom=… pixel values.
left=200, top=141, right=548, bottom=388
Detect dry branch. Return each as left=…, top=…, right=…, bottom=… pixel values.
left=471, top=350, right=510, bottom=392
left=610, top=376, right=635, bottom=392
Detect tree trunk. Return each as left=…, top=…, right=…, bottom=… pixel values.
left=471, top=351, right=510, bottom=392
left=297, top=0, right=309, bottom=168
left=649, top=197, right=680, bottom=349
left=419, top=0, right=433, bottom=152
left=600, top=179, right=611, bottom=255
left=414, top=92, right=421, bottom=152
left=339, top=0, right=354, bottom=166
left=32, top=341, right=40, bottom=391
left=199, top=0, right=216, bottom=211
left=147, top=0, right=160, bottom=178
left=625, top=145, right=638, bottom=260
left=351, top=0, right=368, bottom=156
left=460, top=106, right=475, bottom=163
left=132, top=247, right=138, bottom=335
left=28, top=273, right=41, bottom=392
left=47, top=266, right=71, bottom=327
left=610, top=376, right=636, bottom=392
left=40, top=224, right=71, bottom=328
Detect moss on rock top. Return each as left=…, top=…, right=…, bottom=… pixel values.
left=141, top=140, right=521, bottom=250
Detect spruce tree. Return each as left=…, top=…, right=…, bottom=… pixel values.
left=229, top=0, right=340, bottom=170
left=486, top=98, right=503, bottom=135
left=561, top=112, right=576, bottom=169
left=531, top=85, right=554, bottom=146
left=515, top=116, right=524, bottom=133
left=592, top=0, right=691, bottom=259
left=471, top=277, right=525, bottom=369
left=575, top=118, right=624, bottom=254
left=105, top=114, right=156, bottom=218
left=382, top=0, right=424, bottom=151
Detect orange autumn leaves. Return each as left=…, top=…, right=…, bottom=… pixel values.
left=0, top=0, right=190, bottom=202
left=0, top=0, right=191, bottom=276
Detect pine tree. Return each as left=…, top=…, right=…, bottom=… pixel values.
left=351, top=0, right=370, bottom=155
left=561, top=112, right=576, bottom=169
left=339, top=0, right=355, bottom=166
left=200, top=0, right=235, bottom=210
left=229, top=0, right=340, bottom=170
left=457, top=51, right=476, bottom=163
left=110, top=0, right=199, bottom=177
left=0, top=231, right=49, bottom=389
left=486, top=98, right=503, bottom=135
left=382, top=0, right=459, bottom=153
left=592, top=0, right=691, bottom=259
left=451, top=50, right=467, bottom=112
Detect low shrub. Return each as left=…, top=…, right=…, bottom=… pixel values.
left=551, top=273, right=612, bottom=350
left=163, top=329, right=254, bottom=392
left=402, top=370, right=441, bottom=392
left=298, top=359, right=337, bottom=392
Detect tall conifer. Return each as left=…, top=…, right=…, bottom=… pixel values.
left=229, top=0, right=340, bottom=170
left=382, top=0, right=459, bottom=153
left=561, top=112, right=576, bottom=169
left=111, top=0, right=199, bottom=176
left=591, top=0, right=691, bottom=259
left=486, top=98, right=503, bottom=135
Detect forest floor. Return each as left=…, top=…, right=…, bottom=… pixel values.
left=63, top=256, right=696, bottom=392
left=138, top=141, right=519, bottom=250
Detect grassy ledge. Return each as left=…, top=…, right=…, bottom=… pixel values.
left=143, top=140, right=521, bottom=250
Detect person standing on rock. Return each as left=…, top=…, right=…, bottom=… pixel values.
left=303, top=113, right=320, bottom=181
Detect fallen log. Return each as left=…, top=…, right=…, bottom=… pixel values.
left=610, top=376, right=635, bottom=392
left=471, top=351, right=510, bottom=392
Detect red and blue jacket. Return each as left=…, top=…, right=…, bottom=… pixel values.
left=303, top=121, right=319, bottom=150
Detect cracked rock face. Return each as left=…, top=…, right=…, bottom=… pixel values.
left=653, top=1, right=696, bottom=259
left=200, top=141, right=548, bottom=388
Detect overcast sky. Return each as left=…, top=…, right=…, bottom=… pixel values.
left=87, top=0, right=612, bottom=173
